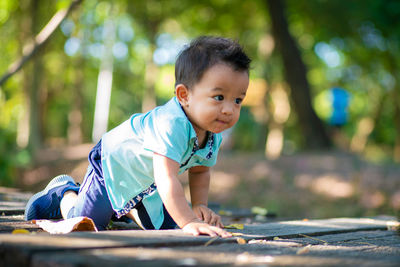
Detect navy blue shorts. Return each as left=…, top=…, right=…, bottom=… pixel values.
left=67, top=141, right=177, bottom=230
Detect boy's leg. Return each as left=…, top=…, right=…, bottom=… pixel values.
left=159, top=204, right=178, bottom=229
left=24, top=175, right=80, bottom=220
left=67, top=166, right=115, bottom=230
left=126, top=201, right=177, bottom=230
left=60, top=190, right=78, bottom=218
left=126, top=201, right=155, bottom=229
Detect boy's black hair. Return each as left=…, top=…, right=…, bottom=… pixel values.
left=175, top=36, right=251, bottom=88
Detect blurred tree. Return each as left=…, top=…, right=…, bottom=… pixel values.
left=266, top=0, right=331, bottom=149
left=27, top=0, right=44, bottom=156
left=67, top=54, right=85, bottom=145
left=127, top=0, right=172, bottom=112
left=1, top=0, right=399, bottom=186
left=0, top=0, right=83, bottom=87
left=0, top=0, right=83, bottom=154
left=287, top=0, right=400, bottom=161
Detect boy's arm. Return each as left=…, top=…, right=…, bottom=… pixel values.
left=188, top=166, right=210, bottom=206
left=189, top=166, right=224, bottom=227
left=153, top=153, right=230, bottom=237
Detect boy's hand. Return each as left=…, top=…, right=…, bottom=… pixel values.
left=182, top=220, right=232, bottom=238
left=192, top=204, right=224, bottom=228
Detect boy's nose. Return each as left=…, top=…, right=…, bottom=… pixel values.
left=221, top=103, right=234, bottom=115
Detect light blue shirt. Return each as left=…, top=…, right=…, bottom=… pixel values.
left=101, top=97, right=222, bottom=228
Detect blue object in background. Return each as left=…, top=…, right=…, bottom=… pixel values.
left=329, top=87, right=350, bottom=126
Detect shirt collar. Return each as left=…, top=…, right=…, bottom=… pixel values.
left=174, top=97, right=215, bottom=160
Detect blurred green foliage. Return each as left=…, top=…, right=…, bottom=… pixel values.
left=233, top=107, right=264, bottom=151
left=0, top=0, right=399, bottom=186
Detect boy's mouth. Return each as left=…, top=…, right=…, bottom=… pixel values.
left=216, top=119, right=230, bottom=125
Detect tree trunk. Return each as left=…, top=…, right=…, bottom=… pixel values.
left=126, top=2, right=161, bottom=113
left=386, top=54, right=400, bottom=162
left=68, top=56, right=84, bottom=145
left=266, top=0, right=331, bottom=149
left=392, top=90, right=400, bottom=162
left=27, top=0, right=43, bottom=155
left=16, top=0, right=33, bottom=148
left=14, top=0, right=82, bottom=151
left=142, top=56, right=158, bottom=112
left=141, top=27, right=159, bottom=113
left=265, top=83, right=291, bottom=159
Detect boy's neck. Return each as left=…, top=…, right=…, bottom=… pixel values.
left=178, top=101, right=209, bottom=148
left=197, top=131, right=209, bottom=148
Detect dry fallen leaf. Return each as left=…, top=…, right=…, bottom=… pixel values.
left=299, top=234, right=328, bottom=245
left=236, top=237, right=247, bottom=244
left=204, top=236, right=219, bottom=247
left=230, top=232, right=244, bottom=236
left=296, top=245, right=312, bottom=255
left=248, top=239, right=268, bottom=244
left=251, top=206, right=268, bottom=216
left=218, top=210, right=233, bottom=216
left=224, top=223, right=244, bottom=230
left=12, top=229, right=30, bottom=234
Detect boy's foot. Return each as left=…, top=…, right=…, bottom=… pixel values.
left=24, top=174, right=80, bottom=221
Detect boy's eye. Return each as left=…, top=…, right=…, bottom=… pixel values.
left=214, top=95, right=224, bottom=101
left=235, top=98, right=243, bottom=104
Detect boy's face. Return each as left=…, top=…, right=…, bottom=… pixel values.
left=177, top=63, right=249, bottom=139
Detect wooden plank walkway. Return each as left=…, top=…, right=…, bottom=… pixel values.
left=0, top=187, right=399, bottom=266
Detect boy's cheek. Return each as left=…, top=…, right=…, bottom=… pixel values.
left=234, top=113, right=241, bottom=124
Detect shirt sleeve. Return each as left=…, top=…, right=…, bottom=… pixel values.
left=142, top=116, right=190, bottom=164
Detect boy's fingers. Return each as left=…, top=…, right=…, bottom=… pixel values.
left=183, top=222, right=231, bottom=238
left=199, top=226, right=217, bottom=237
left=203, top=212, right=212, bottom=224
left=201, top=210, right=211, bottom=223
left=211, top=226, right=231, bottom=238
left=198, top=224, right=225, bottom=237
left=193, top=209, right=203, bottom=221
left=216, top=214, right=223, bottom=226
left=207, top=225, right=229, bottom=237
left=209, top=213, right=221, bottom=226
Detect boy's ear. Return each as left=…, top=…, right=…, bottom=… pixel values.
left=175, top=84, right=190, bottom=106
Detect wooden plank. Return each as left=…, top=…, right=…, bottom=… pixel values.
left=28, top=250, right=398, bottom=267
left=0, top=217, right=396, bottom=266
left=0, top=206, right=26, bottom=216
left=0, top=215, right=40, bottom=232
left=31, top=249, right=235, bottom=267
left=239, top=217, right=393, bottom=239
left=0, top=229, right=223, bottom=249
left=0, top=217, right=394, bottom=249
left=0, top=187, right=30, bottom=216
left=0, top=230, right=228, bottom=266
left=24, top=230, right=400, bottom=267
left=1, top=188, right=398, bottom=266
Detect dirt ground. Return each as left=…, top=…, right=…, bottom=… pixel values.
left=17, top=144, right=400, bottom=220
